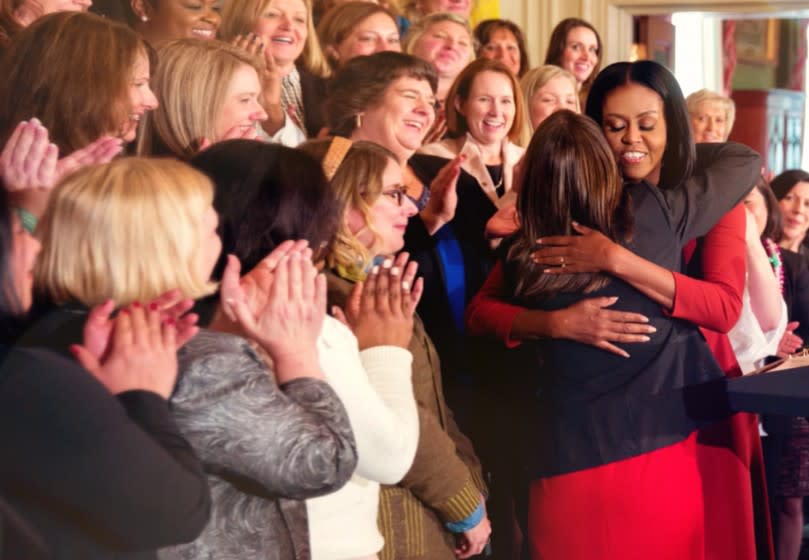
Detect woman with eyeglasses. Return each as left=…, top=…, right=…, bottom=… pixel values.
left=300, top=136, right=491, bottom=560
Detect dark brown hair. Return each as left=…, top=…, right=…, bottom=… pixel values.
left=752, top=175, right=783, bottom=242
left=0, top=12, right=146, bottom=153
left=506, top=110, right=631, bottom=301
left=473, top=18, right=529, bottom=77
left=190, top=139, right=341, bottom=277
left=770, top=169, right=809, bottom=201
left=325, top=50, right=437, bottom=136
left=543, top=18, right=601, bottom=102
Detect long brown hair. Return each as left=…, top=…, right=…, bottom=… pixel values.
left=507, top=110, right=631, bottom=301
left=543, top=18, right=601, bottom=104
left=0, top=12, right=146, bottom=153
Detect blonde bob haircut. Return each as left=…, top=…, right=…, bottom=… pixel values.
left=446, top=58, right=526, bottom=144
left=218, top=0, right=331, bottom=78
left=299, top=138, right=398, bottom=276
left=685, top=88, right=736, bottom=139
left=137, top=39, right=262, bottom=159
left=521, top=65, right=579, bottom=115
left=404, top=11, right=474, bottom=59
left=35, top=158, right=217, bottom=307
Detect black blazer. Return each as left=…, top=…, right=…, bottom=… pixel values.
left=5, top=306, right=211, bottom=559
left=299, top=65, right=327, bottom=138
left=780, top=248, right=809, bottom=342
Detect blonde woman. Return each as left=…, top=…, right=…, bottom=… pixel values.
left=137, top=38, right=277, bottom=157
left=219, top=0, right=331, bottom=139
left=300, top=137, right=491, bottom=560
left=30, top=156, right=359, bottom=559
left=686, top=88, right=736, bottom=144
left=404, top=12, right=473, bottom=109
left=520, top=64, right=579, bottom=131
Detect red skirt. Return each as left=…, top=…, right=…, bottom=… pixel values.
left=527, top=433, right=704, bottom=560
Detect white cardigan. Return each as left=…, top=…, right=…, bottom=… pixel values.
left=306, top=316, right=419, bottom=559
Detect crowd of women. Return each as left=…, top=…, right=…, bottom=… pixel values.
left=1, top=0, right=809, bottom=558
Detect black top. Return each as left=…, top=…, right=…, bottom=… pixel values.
left=0, top=495, right=48, bottom=560
left=502, top=142, right=761, bottom=477
left=780, top=248, right=809, bottom=343
left=2, top=310, right=211, bottom=559
left=405, top=154, right=501, bottom=392
left=299, top=66, right=327, bottom=139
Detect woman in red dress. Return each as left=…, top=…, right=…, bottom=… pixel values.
left=466, top=60, right=766, bottom=558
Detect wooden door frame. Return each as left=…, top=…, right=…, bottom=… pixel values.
left=590, top=0, right=809, bottom=64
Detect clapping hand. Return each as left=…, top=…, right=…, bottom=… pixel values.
left=71, top=302, right=181, bottom=398
left=217, top=241, right=327, bottom=381
left=1, top=119, right=121, bottom=193
left=332, top=252, right=424, bottom=350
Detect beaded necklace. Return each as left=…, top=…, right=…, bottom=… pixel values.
left=764, top=238, right=785, bottom=294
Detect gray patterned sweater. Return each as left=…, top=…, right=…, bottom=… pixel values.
left=158, top=330, right=358, bottom=560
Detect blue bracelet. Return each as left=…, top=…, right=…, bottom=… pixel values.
left=445, top=503, right=484, bottom=533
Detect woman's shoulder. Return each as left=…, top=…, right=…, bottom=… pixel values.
left=415, top=138, right=459, bottom=159
left=175, top=330, right=269, bottom=400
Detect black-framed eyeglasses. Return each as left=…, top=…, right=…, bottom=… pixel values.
left=380, top=184, right=409, bottom=207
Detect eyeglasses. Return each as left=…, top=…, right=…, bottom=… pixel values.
left=380, top=184, right=409, bottom=207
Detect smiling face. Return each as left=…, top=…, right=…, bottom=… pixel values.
left=333, top=11, right=400, bottom=65
left=528, top=74, right=578, bottom=129
left=121, top=50, right=159, bottom=142
left=354, top=76, right=436, bottom=162
left=214, top=63, right=268, bottom=140
left=601, top=82, right=667, bottom=185
left=138, top=0, right=221, bottom=42
left=457, top=70, right=515, bottom=146
left=690, top=100, right=728, bottom=143
left=479, top=27, right=520, bottom=76
left=254, top=0, right=308, bottom=73
left=348, top=158, right=417, bottom=256
left=410, top=20, right=472, bottom=80
left=560, top=25, right=598, bottom=86
left=779, top=181, right=809, bottom=247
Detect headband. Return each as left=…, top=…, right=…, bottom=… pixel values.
left=321, top=136, right=353, bottom=181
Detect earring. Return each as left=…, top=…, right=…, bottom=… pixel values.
left=141, top=15, right=148, bottom=21
left=355, top=113, right=363, bottom=129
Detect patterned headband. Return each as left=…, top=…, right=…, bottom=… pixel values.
left=321, top=136, right=353, bottom=181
